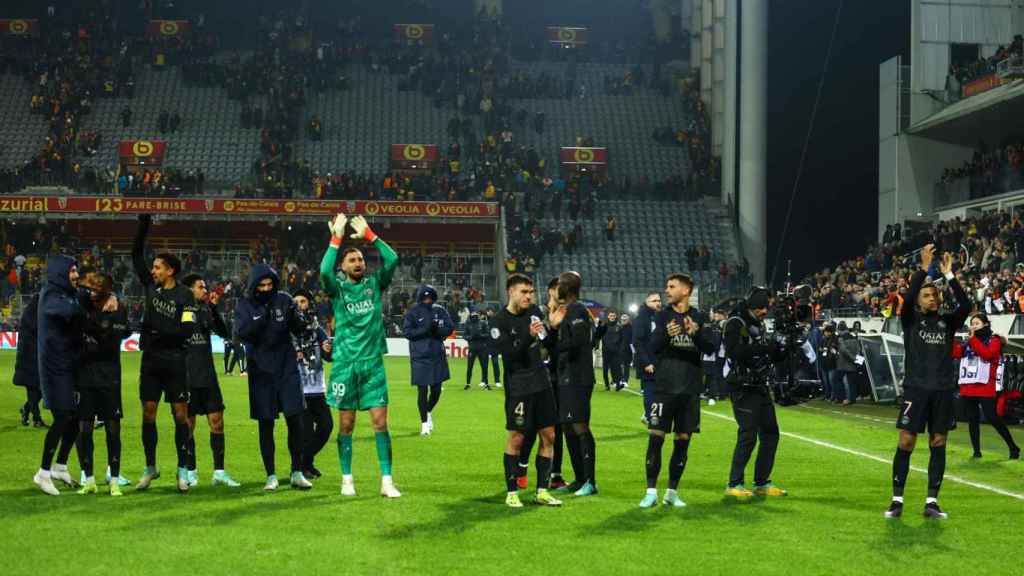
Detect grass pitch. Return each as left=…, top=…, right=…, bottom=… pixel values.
left=1, top=352, right=1023, bottom=576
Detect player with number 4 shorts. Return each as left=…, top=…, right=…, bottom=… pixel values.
left=321, top=213, right=401, bottom=499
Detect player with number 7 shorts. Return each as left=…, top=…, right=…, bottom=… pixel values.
left=320, top=213, right=401, bottom=498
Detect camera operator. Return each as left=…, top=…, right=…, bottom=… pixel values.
left=817, top=323, right=839, bottom=402
left=722, top=287, right=788, bottom=499
left=885, top=244, right=970, bottom=520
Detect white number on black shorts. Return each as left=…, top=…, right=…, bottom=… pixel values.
left=514, top=402, right=525, bottom=416
left=902, top=401, right=913, bottom=417
left=650, top=403, right=664, bottom=417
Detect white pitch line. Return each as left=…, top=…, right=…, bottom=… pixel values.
left=620, top=387, right=1024, bottom=501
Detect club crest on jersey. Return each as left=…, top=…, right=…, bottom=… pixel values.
left=937, top=320, right=946, bottom=330
left=650, top=321, right=656, bottom=332
left=491, top=327, right=501, bottom=339
left=365, top=288, right=373, bottom=297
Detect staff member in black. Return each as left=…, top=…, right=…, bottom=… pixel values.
left=464, top=311, right=492, bottom=390
left=33, top=255, right=87, bottom=496
left=14, top=293, right=46, bottom=427
left=75, top=272, right=130, bottom=497
left=133, top=214, right=198, bottom=493
left=548, top=271, right=598, bottom=497
left=640, top=274, right=715, bottom=508
left=493, top=273, right=563, bottom=508
left=885, top=245, right=970, bottom=520
left=633, top=291, right=662, bottom=423
left=722, top=286, right=788, bottom=499
left=593, top=309, right=624, bottom=391
left=181, top=273, right=241, bottom=488
left=485, top=308, right=503, bottom=388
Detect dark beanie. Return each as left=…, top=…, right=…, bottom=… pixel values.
left=747, top=287, right=771, bottom=310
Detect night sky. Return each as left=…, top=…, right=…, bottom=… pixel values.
left=766, top=0, right=909, bottom=284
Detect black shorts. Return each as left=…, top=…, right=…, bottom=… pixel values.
left=505, top=388, right=558, bottom=432
left=188, top=383, right=225, bottom=416
left=648, top=392, right=700, bottom=434
left=77, top=387, right=123, bottom=421
left=140, top=351, right=189, bottom=404
left=897, top=387, right=957, bottom=435
left=557, top=386, right=593, bottom=424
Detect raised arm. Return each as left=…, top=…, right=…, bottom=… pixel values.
left=132, top=214, right=152, bottom=287
left=319, top=214, right=346, bottom=299
left=349, top=215, right=398, bottom=290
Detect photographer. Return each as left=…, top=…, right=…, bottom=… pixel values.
left=817, top=324, right=839, bottom=402
left=836, top=322, right=861, bottom=405
left=952, top=312, right=1019, bottom=459
left=722, top=287, right=788, bottom=499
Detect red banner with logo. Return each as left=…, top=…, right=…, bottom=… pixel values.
left=118, top=140, right=168, bottom=166
left=962, top=74, right=1004, bottom=98
left=390, top=144, right=440, bottom=163
left=147, top=19, right=190, bottom=39
left=0, top=18, right=39, bottom=36
left=0, top=196, right=500, bottom=219
left=546, top=26, right=588, bottom=46
left=393, top=23, right=434, bottom=45
left=559, top=147, right=608, bottom=165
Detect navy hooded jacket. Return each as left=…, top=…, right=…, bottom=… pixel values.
left=37, top=255, right=86, bottom=411
left=403, top=285, right=453, bottom=387
left=234, top=264, right=307, bottom=387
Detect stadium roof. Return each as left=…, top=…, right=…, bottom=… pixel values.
left=908, top=78, right=1024, bottom=146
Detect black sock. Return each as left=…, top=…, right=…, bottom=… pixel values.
left=645, top=434, right=665, bottom=489
left=106, top=420, right=121, bottom=478
left=77, top=423, right=95, bottom=477
left=968, top=421, right=981, bottom=454
left=668, top=438, right=690, bottom=490
left=579, top=431, right=596, bottom=485
left=40, top=415, right=69, bottom=470
left=56, top=415, right=79, bottom=465
left=417, top=387, right=429, bottom=423
left=892, top=447, right=912, bottom=498
left=552, top=426, right=564, bottom=476
left=536, top=454, right=552, bottom=490
left=211, top=432, right=225, bottom=470
left=427, top=384, right=442, bottom=413
left=565, top=432, right=583, bottom=482
left=259, top=420, right=276, bottom=477
left=285, top=414, right=304, bottom=473
left=927, top=445, right=946, bottom=499
left=504, top=453, right=519, bottom=492
left=175, top=422, right=191, bottom=469
left=187, top=435, right=197, bottom=471
left=142, top=421, right=158, bottom=468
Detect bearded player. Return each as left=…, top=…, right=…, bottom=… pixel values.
left=320, top=213, right=401, bottom=498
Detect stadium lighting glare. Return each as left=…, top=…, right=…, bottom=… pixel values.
left=628, top=303, right=639, bottom=314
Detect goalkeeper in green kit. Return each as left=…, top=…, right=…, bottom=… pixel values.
left=321, top=213, right=401, bottom=498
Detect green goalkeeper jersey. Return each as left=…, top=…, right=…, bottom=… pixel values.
left=320, top=238, right=399, bottom=362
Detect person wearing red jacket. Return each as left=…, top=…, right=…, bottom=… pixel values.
left=952, top=312, right=1020, bottom=459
